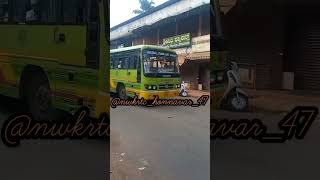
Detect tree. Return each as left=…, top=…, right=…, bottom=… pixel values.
left=133, top=0, right=155, bottom=14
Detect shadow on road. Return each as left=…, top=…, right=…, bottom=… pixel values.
left=211, top=110, right=320, bottom=180
left=0, top=95, right=110, bottom=180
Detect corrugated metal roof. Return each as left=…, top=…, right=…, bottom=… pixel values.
left=110, top=0, right=210, bottom=40
left=110, top=44, right=176, bottom=53
left=110, top=0, right=181, bottom=31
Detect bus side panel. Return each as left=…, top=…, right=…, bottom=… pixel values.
left=110, top=69, right=142, bottom=97
left=54, top=25, right=87, bottom=66
left=0, top=24, right=97, bottom=115
left=126, top=69, right=141, bottom=97
left=0, top=54, right=59, bottom=99
left=110, top=69, right=127, bottom=91
left=0, top=25, right=86, bottom=66
left=110, top=69, right=117, bottom=93
left=53, top=65, right=101, bottom=116
left=0, top=61, right=20, bottom=98
left=0, top=58, right=103, bottom=118
left=127, top=69, right=138, bottom=83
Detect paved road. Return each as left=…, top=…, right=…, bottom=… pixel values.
left=211, top=110, right=320, bottom=180
left=111, top=97, right=210, bottom=180
left=0, top=96, right=109, bottom=180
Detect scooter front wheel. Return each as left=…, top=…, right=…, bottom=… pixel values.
left=227, top=92, right=249, bottom=112
left=180, top=91, right=188, bottom=97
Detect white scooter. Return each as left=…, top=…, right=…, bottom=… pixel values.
left=180, top=81, right=188, bottom=97
left=221, top=61, right=249, bottom=112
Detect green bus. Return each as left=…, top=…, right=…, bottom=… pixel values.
left=0, top=0, right=109, bottom=119
left=110, top=45, right=181, bottom=100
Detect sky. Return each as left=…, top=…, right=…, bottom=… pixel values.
left=110, top=0, right=168, bottom=28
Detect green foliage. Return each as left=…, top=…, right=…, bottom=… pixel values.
left=211, top=52, right=227, bottom=71
left=133, top=0, right=155, bottom=14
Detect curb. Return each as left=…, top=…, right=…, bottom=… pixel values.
left=188, top=94, right=210, bottom=98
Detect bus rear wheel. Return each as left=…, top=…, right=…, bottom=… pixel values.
left=117, top=84, right=127, bottom=99
left=26, top=72, right=53, bottom=120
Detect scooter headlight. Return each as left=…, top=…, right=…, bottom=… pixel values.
left=177, top=84, right=181, bottom=88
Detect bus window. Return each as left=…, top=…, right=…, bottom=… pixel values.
left=62, top=0, right=77, bottom=24
left=38, top=0, right=58, bottom=23
left=128, top=56, right=138, bottom=69
left=86, top=0, right=99, bottom=69
left=111, top=56, right=118, bottom=69
left=88, top=0, right=98, bottom=41
left=111, top=56, right=123, bottom=69
left=136, top=55, right=141, bottom=83
left=46, top=0, right=57, bottom=23
left=111, top=56, right=115, bottom=69
left=117, top=60, right=121, bottom=69
left=116, top=59, right=122, bottom=69
left=12, top=0, right=49, bottom=24
left=76, top=0, right=86, bottom=24
left=117, top=57, right=128, bottom=69
left=126, top=51, right=139, bottom=69
left=0, top=0, right=8, bottom=23
left=25, top=0, right=41, bottom=23
left=12, top=0, right=29, bottom=23
left=113, top=57, right=119, bottom=69
left=103, top=0, right=110, bottom=45
left=143, top=50, right=179, bottom=77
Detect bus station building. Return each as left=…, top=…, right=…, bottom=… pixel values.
left=218, top=0, right=320, bottom=91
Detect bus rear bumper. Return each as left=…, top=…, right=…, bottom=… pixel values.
left=139, top=90, right=180, bottom=100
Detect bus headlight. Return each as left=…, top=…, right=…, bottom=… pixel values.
left=145, top=85, right=157, bottom=90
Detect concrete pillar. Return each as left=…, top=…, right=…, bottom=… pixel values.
left=157, top=28, right=160, bottom=45
left=175, top=18, right=178, bottom=35
left=198, top=14, right=202, bottom=36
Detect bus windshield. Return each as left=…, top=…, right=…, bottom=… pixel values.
left=143, top=49, right=179, bottom=77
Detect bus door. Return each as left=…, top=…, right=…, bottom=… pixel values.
left=54, top=0, right=88, bottom=104
left=54, top=0, right=87, bottom=66
left=111, top=54, right=126, bottom=82
left=137, top=54, right=141, bottom=83
left=53, top=0, right=100, bottom=68
left=53, top=0, right=100, bottom=111
left=86, top=0, right=100, bottom=69
left=127, top=51, right=141, bottom=84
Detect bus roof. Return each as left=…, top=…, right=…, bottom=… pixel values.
left=110, top=45, right=176, bottom=54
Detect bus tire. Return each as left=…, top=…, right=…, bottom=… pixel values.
left=26, top=71, right=53, bottom=120
left=117, top=83, right=127, bottom=99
